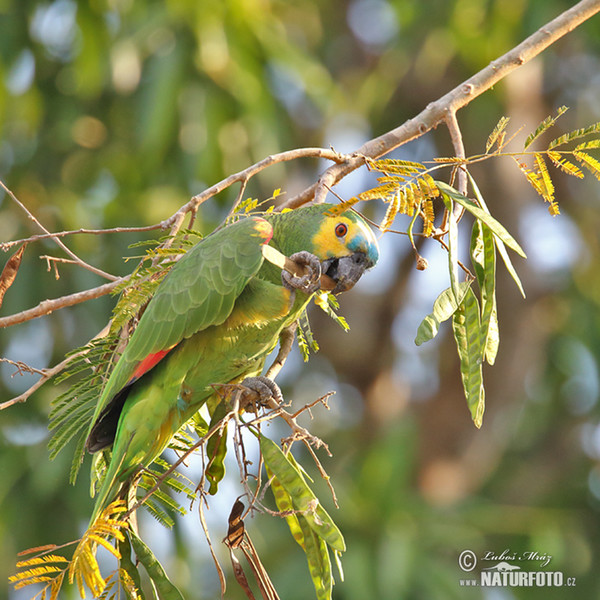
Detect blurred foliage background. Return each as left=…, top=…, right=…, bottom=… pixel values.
left=1, top=0, right=600, bottom=598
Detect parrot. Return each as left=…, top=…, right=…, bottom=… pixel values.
left=85, top=203, right=379, bottom=525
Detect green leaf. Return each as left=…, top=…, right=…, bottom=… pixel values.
left=414, top=281, right=472, bottom=346
left=297, top=515, right=333, bottom=600
left=440, top=192, right=460, bottom=302
left=548, top=121, right=600, bottom=149
left=129, top=532, right=185, bottom=600
left=470, top=220, right=498, bottom=365
left=466, top=174, right=526, bottom=298
left=452, top=288, right=485, bottom=428
left=436, top=181, right=526, bottom=258
left=485, top=303, right=500, bottom=366
left=260, top=435, right=345, bottom=553
left=523, top=105, right=568, bottom=149
left=266, top=464, right=306, bottom=550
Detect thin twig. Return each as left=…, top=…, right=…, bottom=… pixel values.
left=0, top=180, right=118, bottom=281
left=0, top=224, right=166, bottom=252
left=0, top=324, right=110, bottom=410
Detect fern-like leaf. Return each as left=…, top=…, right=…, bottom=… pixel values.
left=422, top=199, right=435, bottom=236
left=547, top=151, right=584, bottom=178
left=574, top=150, right=600, bottom=181
left=548, top=121, right=600, bottom=149
left=486, top=116, right=510, bottom=153
left=524, top=106, right=568, bottom=149
left=534, top=153, right=559, bottom=215
left=370, top=158, right=425, bottom=175
left=68, top=501, right=128, bottom=598
left=380, top=190, right=401, bottom=232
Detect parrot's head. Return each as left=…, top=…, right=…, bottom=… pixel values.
left=270, top=204, right=379, bottom=294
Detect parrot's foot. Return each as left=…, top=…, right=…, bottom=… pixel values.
left=282, top=251, right=322, bottom=294
left=240, top=376, right=283, bottom=411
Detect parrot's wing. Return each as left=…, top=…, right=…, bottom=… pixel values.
left=87, top=216, right=272, bottom=435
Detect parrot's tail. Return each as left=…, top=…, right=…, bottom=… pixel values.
left=88, top=451, right=128, bottom=527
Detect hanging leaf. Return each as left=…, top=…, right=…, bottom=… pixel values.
left=574, top=150, right=600, bottom=181
left=0, top=243, right=27, bottom=308
left=129, top=531, right=185, bottom=600
left=297, top=515, right=333, bottom=600
left=534, top=153, right=559, bottom=215
left=452, top=288, right=485, bottom=428
left=470, top=220, right=498, bottom=365
left=466, top=173, right=526, bottom=299
left=414, top=281, right=472, bottom=346
left=436, top=181, right=526, bottom=258
left=380, top=189, right=401, bottom=232
left=547, top=151, right=584, bottom=178
left=260, top=435, right=345, bottom=553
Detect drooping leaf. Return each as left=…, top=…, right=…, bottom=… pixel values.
left=470, top=220, right=498, bottom=365
left=452, top=288, right=485, bottom=428
left=466, top=173, right=526, bottom=298
left=297, top=515, right=333, bottom=600
left=440, top=191, right=460, bottom=302
left=574, top=150, right=600, bottom=181
left=415, top=281, right=472, bottom=346
left=547, top=151, right=584, bottom=178
left=436, top=180, right=526, bottom=258
left=534, top=153, right=559, bottom=215
left=380, top=189, right=401, bottom=232
left=129, top=531, right=185, bottom=600
left=0, top=243, right=27, bottom=308
left=260, top=435, right=345, bottom=553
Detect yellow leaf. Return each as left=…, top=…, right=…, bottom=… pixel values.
left=380, top=190, right=400, bottom=232
left=486, top=116, right=510, bottom=152
left=534, top=153, right=555, bottom=202
left=547, top=151, right=584, bottom=178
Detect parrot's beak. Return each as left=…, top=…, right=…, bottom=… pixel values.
left=321, top=251, right=375, bottom=294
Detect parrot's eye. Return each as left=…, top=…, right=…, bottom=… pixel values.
left=335, top=223, right=348, bottom=238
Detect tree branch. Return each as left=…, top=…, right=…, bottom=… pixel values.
left=281, top=0, right=600, bottom=208
left=0, top=279, right=124, bottom=329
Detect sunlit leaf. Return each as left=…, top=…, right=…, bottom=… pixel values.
left=415, top=281, right=472, bottom=346
left=524, top=106, right=568, bottom=149
left=436, top=181, right=526, bottom=258
left=547, top=151, right=584, bottom=178
left=130, top=532, right=185, bottom=600
left=467, top=173, right=526, bottom=298
left=486, top=116, right=510, bottom=152
left=452, top=288, right=485, bottom=428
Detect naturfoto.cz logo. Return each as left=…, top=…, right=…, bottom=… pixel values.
left=458, top=549, right=577, bottom=588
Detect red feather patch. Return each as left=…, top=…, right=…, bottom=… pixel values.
left=130, top=347, right=174, bottom=382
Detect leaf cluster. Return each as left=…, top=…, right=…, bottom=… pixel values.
left=10, top=502, right=130, bottom=600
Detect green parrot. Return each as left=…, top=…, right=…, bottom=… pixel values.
left=85, top=203, right=379, bottom=524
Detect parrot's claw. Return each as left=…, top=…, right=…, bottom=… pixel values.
left=281, top=251, right=322, bottom=294
left=240, top=376, right=283, bottom=410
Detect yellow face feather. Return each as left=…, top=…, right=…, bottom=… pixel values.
left=311, top=214, right=379, bottom=261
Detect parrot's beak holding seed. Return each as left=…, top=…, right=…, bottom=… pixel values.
left=321, top=251, right=375, bottom=294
